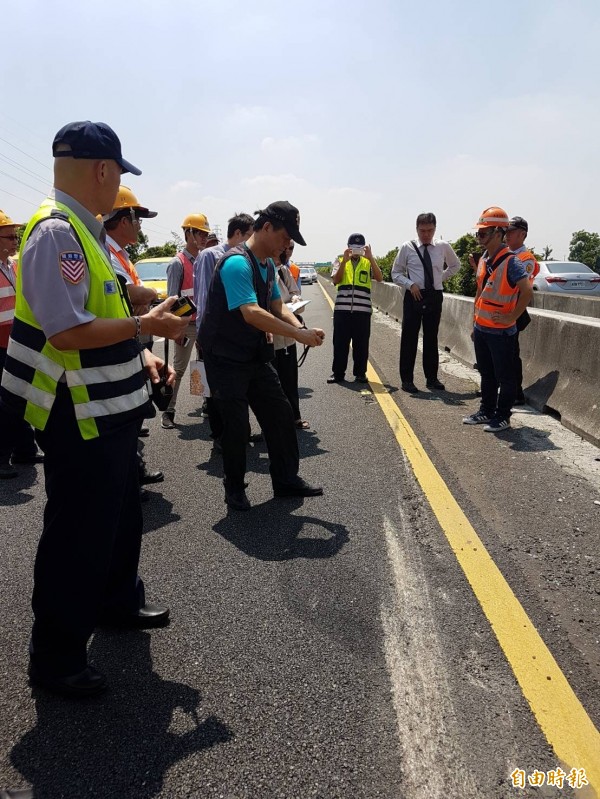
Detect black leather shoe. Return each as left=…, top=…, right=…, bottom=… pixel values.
left=273, top=478, right=323, bottom=498
left=98, top=603, right=170, bottom=629
left=139, top=468, right=164, bottom=485
left=426, top=379, right=445, bottom=390
left=138, top=425, right=150, bottom=437
left=354, top=375, right=368, bottom=383
left=28, top=663, right=107, bottom=698
left=225, top=487, right=251, bottom=511
left=327, top=375, right=344, bottom=384
left=11, top=452, right=44, bottom=464
left=140, top=488, right=150, bottom=502
left=401, top=382, right=420, bottom=394
left=0, top=461, right=18, bottom=479
left=248, top=432, right=263, bottom=443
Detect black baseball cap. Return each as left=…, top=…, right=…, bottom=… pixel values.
left=348, top=233, right=366, bottom=246
left=508, top=216, right=528, bottom=233
left=52, top=121, right=142, bottom=176
left=258, top=201, right=306, bottom=246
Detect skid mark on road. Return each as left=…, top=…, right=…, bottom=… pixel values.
left=381, top=514, right=480, bottom=798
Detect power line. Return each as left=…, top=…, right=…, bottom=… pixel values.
left=0, top=187, right=39, bottom=206
left=0, top=168, right=50, bottom=195
left=0, top=135, right=52, bottom=172
left=0, top=154, right=51, bottom=189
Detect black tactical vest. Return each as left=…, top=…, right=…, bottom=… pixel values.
left=200, top=244, right=275, bottom=362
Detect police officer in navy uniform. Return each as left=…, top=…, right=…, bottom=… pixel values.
left=200, top=202, right=325, bottom=511
left=0, top=121, right=188, bottom=697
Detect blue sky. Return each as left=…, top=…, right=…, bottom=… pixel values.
left=3, top=0, right=600, bottom=261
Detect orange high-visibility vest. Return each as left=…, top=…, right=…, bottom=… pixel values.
left=0, top=263, right=16, bottom=348
left=108, top=245, right=142, bottom=286
left=474, top=247, right=520, bottom=329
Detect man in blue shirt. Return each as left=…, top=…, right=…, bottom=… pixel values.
left=200, top=202, right=325, bottom=511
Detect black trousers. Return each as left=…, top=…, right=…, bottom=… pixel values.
left=0, top=346, right=37, bottom=461
left=31, top=384, right=144, bottom=676
left=514, top=331, right=524, bottom=400
left=204, top=353, right=299, bottom=491
left=399, top=290, right=443, bottom=384
left=473, top=328, right=517, bottom=420
left=332, top=310, right=371, bottom=378
left=274, top=343, right=300, bottom=420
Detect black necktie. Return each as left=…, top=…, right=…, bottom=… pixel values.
left=422, top=244, right=434, bottom=291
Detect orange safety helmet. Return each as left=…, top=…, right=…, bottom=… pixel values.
left=181, top=213, right=210, bottom=233
left=475, top=206, right=510, bottom=229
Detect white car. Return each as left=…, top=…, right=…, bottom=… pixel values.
left=299, top=266, right=318, bottom=284
left=533, top=261, right=600, bottom=295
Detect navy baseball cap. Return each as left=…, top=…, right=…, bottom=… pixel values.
left=258, top=201, right=306, bottom=246
left=348, top=233, right=366, bottom=246
left=52, top=121, right=142, bottom=176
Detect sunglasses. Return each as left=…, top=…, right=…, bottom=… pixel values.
left=476, top=229, right=495, bottom=240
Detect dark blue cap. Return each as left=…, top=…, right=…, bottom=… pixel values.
left=52, top=121, right=141, bottom=176
left=348, top=233, right=365, bottom=246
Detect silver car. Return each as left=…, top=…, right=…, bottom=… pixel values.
left=532, top=261, right=600, bottom=295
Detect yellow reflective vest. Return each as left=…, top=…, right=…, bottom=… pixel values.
left=0, top=199, right=149, bottom=439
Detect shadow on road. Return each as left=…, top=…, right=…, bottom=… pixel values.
left=213, top=500, right=349, bottom=561
left=10, top=632, right=232, bottom=799
left=0, top=467, right=39, bottom=507
left=142, top=492, right=181, bottom=535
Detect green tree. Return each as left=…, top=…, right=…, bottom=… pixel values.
left=125, top=230, right=150, bottom=262
left=540, top=245, right=554, bottom=261
left=444, top=233, right=479, bottom=297
left=375, top=247, right=398, bottom=282
left=568, top=230, right=600, bottom=272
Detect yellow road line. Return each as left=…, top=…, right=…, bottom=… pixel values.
left=319, top=281, right=600, bottom=795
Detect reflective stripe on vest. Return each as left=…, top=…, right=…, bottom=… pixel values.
left=177, top=252, right=196, bottom=319
left=334, top=256, right=372, bottom=313
left=0, top=199, right=148, bottom=439
left=474, top=248, right=519, bottom=329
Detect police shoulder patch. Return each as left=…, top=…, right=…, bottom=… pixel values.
left=59, top=251, right=86, bottom=284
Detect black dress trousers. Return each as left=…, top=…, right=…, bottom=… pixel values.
left=399, top=290, right=443, bottom=384
left=205, top=353, right=299, bottom=491
left=274, top=343, right=301, bottom=421
left=31, top=384, right=144, bottom=676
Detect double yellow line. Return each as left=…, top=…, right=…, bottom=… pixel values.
left=320, top=283, right=600, bottom=795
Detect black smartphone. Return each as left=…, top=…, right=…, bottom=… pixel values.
left=471, top=250, right=483, bottom=266
left=171, top=296, right=197, bottom=317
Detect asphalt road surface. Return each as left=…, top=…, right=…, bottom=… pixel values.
left=1, top=279, right=599, bottom=799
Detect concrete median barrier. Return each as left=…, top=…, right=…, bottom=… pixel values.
left=366, top=281, right=600, bottom=446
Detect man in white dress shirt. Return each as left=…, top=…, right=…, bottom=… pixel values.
left=391, top=212, right=460, bottom=393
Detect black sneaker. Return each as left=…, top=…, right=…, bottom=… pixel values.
left=327, top=374, right=344, bottom=384
left=426, top=379, right=445, bottom=390
left=161, top=411, right=175, bottom=429
left=462, top=410, right=492, bottom=425
left=483, top=417, right=511, bottom=433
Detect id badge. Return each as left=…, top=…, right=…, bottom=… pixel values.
left=104, top=280, right=117, bottom=295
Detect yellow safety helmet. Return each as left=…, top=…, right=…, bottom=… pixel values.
left=0, top=210, right=22, bottom=228
left=109, top=185, right=157, bottom=218
left=181, top=213, right=210, bottom=233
